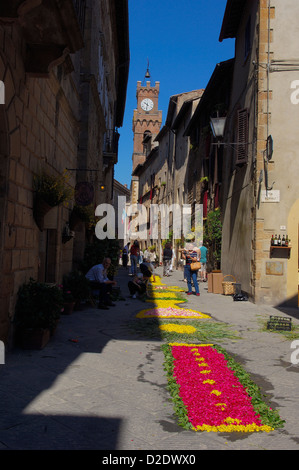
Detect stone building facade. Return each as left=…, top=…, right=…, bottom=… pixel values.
left=133, top=90, right=203, bottom=263
left=0, top=0, right=129, bottom=345
left=219, top=0, right=299, bottom=307
left=112, top=178, right=130, bottom=246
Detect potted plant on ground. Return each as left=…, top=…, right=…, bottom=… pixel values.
left=14, top=278, right=64, bottom=349
left=59, top=285, right=76, bottom=315
left=33, top=170, right=73, bottom=231
left=63, top=270, right=91, bottom=310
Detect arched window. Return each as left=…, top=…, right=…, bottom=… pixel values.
left=143, top=130, right=152, bottom=155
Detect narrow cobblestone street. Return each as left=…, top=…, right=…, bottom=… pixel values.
left=0, top=266, right=298, bottom=451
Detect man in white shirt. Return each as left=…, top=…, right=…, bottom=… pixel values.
left=85, top=257, right=117, bottom=309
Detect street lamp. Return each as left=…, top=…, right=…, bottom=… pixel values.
left=210, top=116, right=227, bottom=139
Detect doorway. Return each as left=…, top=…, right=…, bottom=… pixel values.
left=38, top=229, right=57, bottom=283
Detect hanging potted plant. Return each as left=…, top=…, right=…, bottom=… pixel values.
left=69, top=204, right=94, bottom=231
left=14, top=279, right=64, bottom=349
left=33, top=170, right=73, bottom=231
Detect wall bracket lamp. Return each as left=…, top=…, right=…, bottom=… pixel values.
left=210, top=116, right=252, bottom=149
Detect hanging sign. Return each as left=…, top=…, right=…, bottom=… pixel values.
left=75, top=182, right=94, bottom=206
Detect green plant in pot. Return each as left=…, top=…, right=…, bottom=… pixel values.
left=58, top=285, right=76, bottom=315
left=33, top=170, right=73, bottom=231
left=63, top=270, right=91, bottom=309
left=69, top=204, right=95, bottom=231
left=14, top=278, right=64, bottom=349
left=204, top=207, right=222, bottom=270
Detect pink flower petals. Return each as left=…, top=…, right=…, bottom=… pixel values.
left=170, top=344, right=273, bottom=432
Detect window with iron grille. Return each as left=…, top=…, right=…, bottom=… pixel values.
left=236, top=108, right=248, bottom=165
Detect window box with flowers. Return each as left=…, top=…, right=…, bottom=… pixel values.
left=33, top=170, right=73, bottom=231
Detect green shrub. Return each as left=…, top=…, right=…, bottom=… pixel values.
left=15, top=278, right=63, bottom=330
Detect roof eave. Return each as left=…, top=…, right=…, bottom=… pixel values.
left=219, top=0, right=246, bottom=42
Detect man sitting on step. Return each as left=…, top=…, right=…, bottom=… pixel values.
left=85, top=257, right=117, bottom=310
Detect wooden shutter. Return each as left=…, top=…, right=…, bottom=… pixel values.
left=236, top=108, right=248, bottom=165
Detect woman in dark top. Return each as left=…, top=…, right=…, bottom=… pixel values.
left=182, top=244, right=200, bottom=296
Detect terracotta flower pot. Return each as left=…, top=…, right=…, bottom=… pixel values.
left=62, top=302, right=75, bottom=315
left=33, top=198, right=53, bottom=231
left=20, top=328, right=50, bottom=350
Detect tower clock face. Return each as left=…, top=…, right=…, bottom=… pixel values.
left=141, top=98, right=154, bottom=111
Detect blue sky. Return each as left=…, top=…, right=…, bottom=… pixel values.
left=114, top=0, right=235, bottom=188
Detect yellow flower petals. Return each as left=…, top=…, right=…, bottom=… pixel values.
left=224, top=417, right=242, bottom=424
left=215, top=403, right=227, bottom=411
left=193, top=423, right=274, bottom=433
left=159, top=324, right=197, bottom=334
left=210, top=390, right=222, bottom=396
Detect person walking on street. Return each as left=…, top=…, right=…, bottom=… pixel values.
left=122, top=242, right=130, bottom=269
left=130, top=240, right=139, bottom=276
left=199, top=244, right=208, bottom=282
left=182, top=243, right=201, bottom=296
left=169, top=245, right=176, bottom=272
left=143, top=247, right=150, bottom=261
left=149, top=248, right=157, bottom=267
left=163, top=242, right=173, bottom=276
left=138, top=248, right=144, bottom=265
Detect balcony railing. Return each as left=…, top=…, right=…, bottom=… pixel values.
left=103, top=129, right=120, bottom=165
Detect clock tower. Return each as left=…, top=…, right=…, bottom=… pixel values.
left=132, top=78, right=162, bottom=172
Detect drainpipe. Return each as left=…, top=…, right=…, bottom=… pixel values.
left=267, top=0, right=270, bottom=142
left=264, top=0, right=275, bottom=192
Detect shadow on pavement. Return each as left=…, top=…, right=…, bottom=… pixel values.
left=0, top=266, right=163, bottom=450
